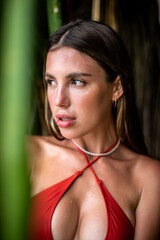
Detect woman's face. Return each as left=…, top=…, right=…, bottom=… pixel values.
left=45, top=47, right=115, bottom=139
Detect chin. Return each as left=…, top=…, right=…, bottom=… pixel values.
left=59, top=129, right=77, bottom=140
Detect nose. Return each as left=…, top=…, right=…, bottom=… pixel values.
left=55, top=86, right=70, bottom=108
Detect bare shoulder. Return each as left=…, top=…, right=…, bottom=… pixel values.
left=117, top=144, right=160, bottom=196
left=136, top=154, right=160, bottom=207
left=118, top=144, right=160, bottom=178
left=120, top=146, right=160, bottom=239
left=26, top=136, right=81, bottom=195
left=135, top=154, right=160, bottom=184
left=26, top=135, right=69, bottom=153
left=132, top=154, right=160, bottom=239
left=26, top=135, right=71, bottom=169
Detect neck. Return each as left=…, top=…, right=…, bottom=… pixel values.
left=73, top=121, right=118, bottom=155
left=72, top=138, right=120, bottom=157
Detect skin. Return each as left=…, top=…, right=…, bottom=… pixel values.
left=28, top=47, right=160, bottom=240
left=45, top=47, right=119, bottom=148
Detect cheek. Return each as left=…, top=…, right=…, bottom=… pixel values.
left=73, top=92, right=93, bottom=110
left=88, top=91, right=112, bottom=120
left=75, top=90, right=108, bottom=115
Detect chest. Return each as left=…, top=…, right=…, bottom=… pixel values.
left=50, top=170, right=135, bottom=240
left=51, top=176, right=108, bottom=240
left=30, top=157, right=136, bottom=240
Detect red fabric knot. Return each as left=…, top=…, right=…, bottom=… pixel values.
left=97, top=179, right=103, bottom=185
left=76, top=170, right=83, bottom=176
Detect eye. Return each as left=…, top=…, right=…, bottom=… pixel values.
left=71, top=79, right=86, bottom=86
left=46, top=79, right=56, bottom=86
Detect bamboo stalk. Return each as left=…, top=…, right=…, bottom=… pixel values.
left=105, top=0, right=117, bottom=31
left=0, top=0, right=34, bottom=239
left=47, top=0, right=62, bottom=35
left=92, top=0, right=101, bottom=21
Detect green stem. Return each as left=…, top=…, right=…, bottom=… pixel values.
left=47, top=0, right=62, bottom=35
left=0, top=0, right=35, bottom=239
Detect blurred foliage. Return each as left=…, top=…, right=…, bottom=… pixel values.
left=47, top=0, right=62, bottom=35
left=0, top=0, right=35, bottom=239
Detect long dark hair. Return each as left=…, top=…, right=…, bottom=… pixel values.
left=44, top=19, right=148, bottom=155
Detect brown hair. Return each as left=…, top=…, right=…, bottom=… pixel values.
left=44, top=19, right=148, bottom=155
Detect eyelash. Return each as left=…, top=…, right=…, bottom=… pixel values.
left=46, top=79, right=56, bottom=86
left=71, top=79, right=86, bottom=86
left=46, top=79, right=87, bottom=87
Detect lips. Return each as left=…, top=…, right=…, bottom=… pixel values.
left=56, top=114, right=76, bottom=128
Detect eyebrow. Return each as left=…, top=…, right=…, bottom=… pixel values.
left=45, top=73, right=55, bottom=79
left=45, top=72, right=92, bottom=79
left=66, top=72, right=92, bottom=78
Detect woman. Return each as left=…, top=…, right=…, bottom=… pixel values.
left=28, top=20, right=160, bottom=240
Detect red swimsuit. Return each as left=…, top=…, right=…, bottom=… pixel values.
left=29, top=143, right=134, bottom=240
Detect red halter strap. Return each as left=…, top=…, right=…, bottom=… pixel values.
left=73, top=139, right=119, bottom=177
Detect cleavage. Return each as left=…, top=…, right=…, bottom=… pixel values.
left=51, top=169, right=107, bottom=240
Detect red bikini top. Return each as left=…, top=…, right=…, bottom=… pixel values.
left=28, top=142, right=134, bottom=240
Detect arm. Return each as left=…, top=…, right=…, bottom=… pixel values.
left=134, top=159, right=160, bottom=240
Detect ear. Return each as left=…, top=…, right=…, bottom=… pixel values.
left=112, top=75, right=124, bottom=101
